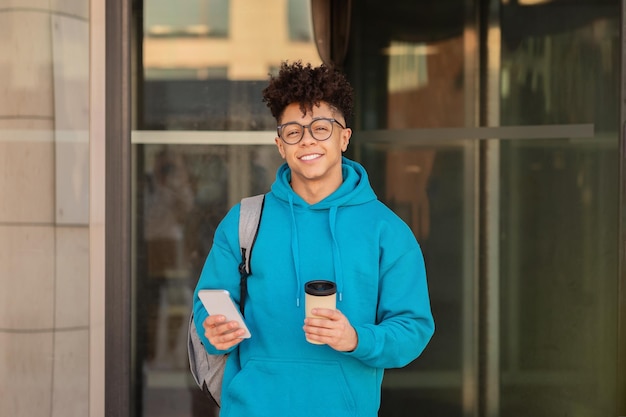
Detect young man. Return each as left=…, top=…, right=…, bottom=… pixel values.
left=193, top=61, right=434, bottom=417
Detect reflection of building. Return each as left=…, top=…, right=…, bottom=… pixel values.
left=384, top=37, right=464, bottom=242
left=143, top=0, right=320, bottom=80
left=140, top=1, right=322, bottom=131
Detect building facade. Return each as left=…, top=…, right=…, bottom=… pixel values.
left=1, top=0, right=625, bottom=416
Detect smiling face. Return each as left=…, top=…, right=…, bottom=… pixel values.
left=275, top=101, right=352, bottom=203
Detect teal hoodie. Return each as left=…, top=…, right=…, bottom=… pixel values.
left=193, top=157, right=434, bottom=417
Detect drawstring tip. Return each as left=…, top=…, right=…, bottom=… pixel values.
left=339, top=292, right=343, bottom=302
left=296, top=297, right=300, bottom=307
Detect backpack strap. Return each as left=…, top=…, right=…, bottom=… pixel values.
left=237, top=194, right=265, bottom=315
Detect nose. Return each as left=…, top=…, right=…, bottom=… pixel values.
left=300, top=126, right=317, bottom=144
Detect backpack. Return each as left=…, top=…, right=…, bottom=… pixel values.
left=187, top=194, right=265, bottom=407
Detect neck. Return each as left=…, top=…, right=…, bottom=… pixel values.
left=291, top=176, right=342, bottom=204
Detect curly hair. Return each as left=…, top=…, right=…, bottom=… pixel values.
left=262, top=61, right=354, bottom=126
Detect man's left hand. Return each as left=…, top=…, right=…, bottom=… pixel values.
left=303, top=309, right=358, bottom=351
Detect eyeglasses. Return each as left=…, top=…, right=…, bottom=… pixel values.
left=277, top=118, right=346, bottom=145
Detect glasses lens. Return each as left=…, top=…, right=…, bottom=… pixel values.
left=310, top=119, right=333, bottom=140
left=280, top=123, right=304, bottom=144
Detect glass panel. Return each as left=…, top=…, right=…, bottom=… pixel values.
left=137, top=143, right=283, bottom=417
left=288, top=0, right=313, bottom=42
left=345, top=1, right=621, bottom=417
left=345, top=2, right=473, bottom=416
left=345, top=1, right=469, bottom=131
left=499, top=138, right=618, bottom=416
left=358, top=139, right=476, bottom=417
left=499, top=4, right=620, bottom=414
left=145, top=0, right=229, bottom=38
left=134, top=1, right=321, bottom=416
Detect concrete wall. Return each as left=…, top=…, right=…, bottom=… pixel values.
left=0, top=0, right=105, bottom=415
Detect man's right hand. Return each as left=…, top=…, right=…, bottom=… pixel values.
left=203, top=315, right=246, bottom=350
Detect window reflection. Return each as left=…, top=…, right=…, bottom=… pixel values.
left=142, top=147, right=195, bottom=367
left=141, top=0, right=321, bottom=130
left=145, top=0, right=229, bottom=38
left=137, top=144, right=283, bottom=417
left=288, top=0, right=313, bottom=41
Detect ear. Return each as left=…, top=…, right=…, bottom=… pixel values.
left=275, top=137, right=286, bottom=159
left=341, top=128, right=352, bottom=152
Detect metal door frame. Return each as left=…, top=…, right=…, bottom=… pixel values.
left=104, top=0, right=626, bottom=416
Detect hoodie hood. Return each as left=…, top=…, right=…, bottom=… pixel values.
left=269, top=157, right=377, bottom=307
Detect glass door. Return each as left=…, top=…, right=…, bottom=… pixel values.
left=129, top=0, right=623, bottom=416
left=343, top=0, right=621, bottom=416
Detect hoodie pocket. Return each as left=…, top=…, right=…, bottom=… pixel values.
left=225, top=358, right=357, bottom=417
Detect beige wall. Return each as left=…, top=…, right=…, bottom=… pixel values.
left=0, top=0, right=105, bottom=415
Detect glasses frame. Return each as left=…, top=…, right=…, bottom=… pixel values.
left=277, top=117, right=346, bottom=145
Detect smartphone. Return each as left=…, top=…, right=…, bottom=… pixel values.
left=198, top=289, right=251, bottom=339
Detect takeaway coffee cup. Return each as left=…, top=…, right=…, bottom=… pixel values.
left=304, top=280, right=337, bottom=344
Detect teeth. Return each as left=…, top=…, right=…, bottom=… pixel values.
left=300, top=154, right=321, bottom=161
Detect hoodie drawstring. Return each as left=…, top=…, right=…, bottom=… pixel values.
left=328, top=206, right=344, bottom=302
left=288, top=195, right=344, bottom=307
left=288, top=194, right=302, bottom=307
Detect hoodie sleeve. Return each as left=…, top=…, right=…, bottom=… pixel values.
left=192, top=204, right=243, bottom=355
left=345, top=228, right=435, bottom=369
